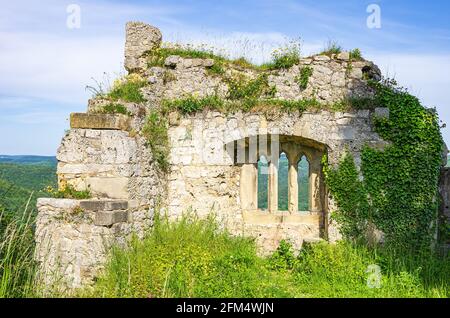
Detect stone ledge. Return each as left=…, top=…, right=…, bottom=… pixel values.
left=242, top=210, right=322, bottom=225
left=36, top=198, right=79, bottom=209
left=80, top=200, right=129, bottom=211
left=94, top=210, right=129, bottom=226
left=70, top=113, right=130, bottom=130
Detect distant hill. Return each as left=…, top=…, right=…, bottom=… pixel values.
left=0, top=155, right=57, bottom=165
left=0, top=156, right=57, bottom=214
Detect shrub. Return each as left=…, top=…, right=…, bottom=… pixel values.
left=262, top=41, right=301, bottom=70
left=350, top=48, right=362, bottom=60
left=107, top=74, right=147, bottom=103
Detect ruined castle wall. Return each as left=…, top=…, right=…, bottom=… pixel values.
left=140, top=51, right=381, bottom=108
left=35, top=21, right=391, bottom=287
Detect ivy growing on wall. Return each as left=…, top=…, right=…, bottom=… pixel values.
left=324, top=79, right=444, bottom=250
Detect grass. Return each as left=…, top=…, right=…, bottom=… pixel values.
left=82, top=215, right=449, bottom=298
left=320, top=40, right=343, bottom=56
left=350, top=48, right=363, bottom=61
left=161, top=94, right=377, bottom=116
left=0, top=208, right=447, bottom=298
left=0, top=195, right=38, bottom=298
left=83, top=213, right=303, bottom=298
left=148, top=42, right=302, bottom=73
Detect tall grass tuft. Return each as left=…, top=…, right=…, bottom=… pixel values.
left=0, top=194, right=37, bottom=298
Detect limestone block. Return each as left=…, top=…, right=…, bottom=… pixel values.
left=80, top=200, right=129, bottom=211
left=95, top=210, right=129, bottom=226
left=165, top=55, right=181, bottom=67
left=337, top=52, right=350, bottom=60
left=70, top=113, right=130, bottom=131
left=313, top=55, right=331, bottom=61
left=86, top=177, right=129, bottom=199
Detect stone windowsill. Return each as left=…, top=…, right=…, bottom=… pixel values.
left=242, top=210, right=322, bottom=225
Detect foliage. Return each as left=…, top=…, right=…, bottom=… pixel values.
left=261, top=40, right=301, bottom=70
left=85, top=214, right=300, bottom=298
left=295, top=241, right=449, bottom=297
left=323, top=153, right=370, bottom=239
left=107, top=74, right=147, bottom=103
left=324, top=79, right=444, bottom=249
left=84, top=216, right=449, bottom=298
left=225, top=73, right=276, bottom=106
left=0, top=200, right=38, bottom=298
left=320, top=40, right=342, bottom=56
left=162, top=94, right=225, bottom=114
left=147, top=45, right=226, bottom=75
left=142, top=111, right=170, bottom=172
left=295, top=66, right=313, bottom=90
left=0, top=162, right=56, bottom=214
left=268, top=240, right=298, bottom=270
left=149, top=41, right=302, bottom=72
left=46, top=184, right=91, bottom=200
left=96, top=103, right=131, bottom=116
left=350, top=48, right=363, bottom=60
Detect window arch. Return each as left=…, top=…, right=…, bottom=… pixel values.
left=257, top=155, right=269, bottom=210
left=278, top=152, right=289, bottom=211
left=297, top=155, right=310, bottom=211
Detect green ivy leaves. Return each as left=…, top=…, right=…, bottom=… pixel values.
left=324, top=79, right=444, bottom=250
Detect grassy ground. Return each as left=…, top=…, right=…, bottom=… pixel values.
left=1, top=210, right=448, bottom=298
left=82, top=214, right=449, bottom=298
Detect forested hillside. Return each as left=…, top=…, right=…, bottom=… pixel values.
left=0, top=156, right=57, bottom=215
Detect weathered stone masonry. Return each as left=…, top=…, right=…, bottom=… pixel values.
left=35, top=21, right=407, bottom=288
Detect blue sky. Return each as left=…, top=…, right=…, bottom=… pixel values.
left=1, top=0, right=449, bottom=155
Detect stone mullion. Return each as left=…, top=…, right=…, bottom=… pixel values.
left=288, top=157, right=298, bottom=213
left=268, top=160, right=278, bottom=212
left=309, top=157, right=322, bottom=212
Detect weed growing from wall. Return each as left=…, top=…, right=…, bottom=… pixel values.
left=295, top=66, right=313, bottom=90
left=142, top=111, right=170, bottom=172
left=107, top=74, right=147, bottom=103
left=95, top=103, right=131, bottom=115
left=46, top=184, right=91, bottom=199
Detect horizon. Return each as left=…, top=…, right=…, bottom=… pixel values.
left=1, top=0, right=450, bottom=155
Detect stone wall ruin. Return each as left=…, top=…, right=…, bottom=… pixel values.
left=35, top=21, right=402, bottom=288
